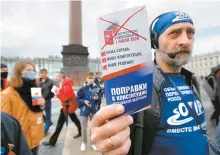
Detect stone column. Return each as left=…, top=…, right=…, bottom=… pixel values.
left=61, top=1, right=90, bottom=86
left=69, top=1, right=82, bottom=45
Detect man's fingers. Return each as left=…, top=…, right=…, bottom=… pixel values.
left=110, top=127, right=130, bottom=147
left=90, top=104, right=125, bottom=128
left=104, top=138, right=131, bottom=155
left=91, top=115, right=133, bottom=143
left=95, top=127, right=130, bottom=153
left=89, top=104, right=132, bottom=154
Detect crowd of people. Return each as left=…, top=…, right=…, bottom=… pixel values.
left=0, top=61, right=105, bottom=155
left=1, top=10, right=220, bottom=155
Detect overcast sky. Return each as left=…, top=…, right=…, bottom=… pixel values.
left=1, top=0, right=220, bottom=58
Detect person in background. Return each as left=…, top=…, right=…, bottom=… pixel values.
left=206, top=65, right=220, bottom=125
left=1, top=61, right=45, bottom=155
left=1, top=63, right=9, bottom=92
left=94, top=71, right=104, bottom=109
left=39, top=68, right=55, bottom=135
left=42, top=72, right=81, bottom=146
left=77, top=72, right=102, bottom=151
left=94, top=72, right=104, bottom=88
left=213, top=66, right=220, bottom=147
left=1, top=111, right=33, bottom=155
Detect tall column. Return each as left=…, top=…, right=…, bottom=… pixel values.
left=69, top=1, right=82, bottom=45
left=61, top=1, right=90, bottom=86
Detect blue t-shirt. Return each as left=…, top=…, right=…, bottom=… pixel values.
left=150, top=73, right=209, bottom=155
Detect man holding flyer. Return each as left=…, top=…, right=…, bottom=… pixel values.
left=90, top=10, right=213, bottom=155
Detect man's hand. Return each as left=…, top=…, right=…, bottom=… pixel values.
left=90, top=104, right=133, bottom=155
left=84, top=100, right=90, bottom=106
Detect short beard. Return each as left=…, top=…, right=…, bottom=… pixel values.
left=156, top=48, right=192, bottom=68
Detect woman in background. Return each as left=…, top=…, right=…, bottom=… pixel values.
left=1, top=61, right=45, bottom=155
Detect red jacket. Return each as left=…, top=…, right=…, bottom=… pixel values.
left=56, top=78, right=78, bottom=114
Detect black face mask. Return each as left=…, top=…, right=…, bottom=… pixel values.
left=1, top=72, right=8, bottom=79
left=22, top=78, right=36, bottom=88
left=14, top=78, right=41, bottom=113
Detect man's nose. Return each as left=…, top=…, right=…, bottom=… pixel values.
left=178, top=32, right=191, bottom=47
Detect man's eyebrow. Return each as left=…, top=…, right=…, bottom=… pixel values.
left=169, top=27, right=195, bottom=32
left=187, top=27, right=196, bottom=32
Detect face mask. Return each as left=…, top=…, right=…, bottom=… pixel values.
left=1, top=72, right=8, bottom=79
left=23, top=71, right=36, bottom=80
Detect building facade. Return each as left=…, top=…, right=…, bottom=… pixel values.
left=3, top=51, right=219, bottom=79
left=88, top=58, right=101, bottom=73
left=1, top=56, right=101, bottom=79
left=184, top=50, right=220, bottom=77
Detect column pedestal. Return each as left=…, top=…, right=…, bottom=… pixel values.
left=61, top=44, right=90, bottom=86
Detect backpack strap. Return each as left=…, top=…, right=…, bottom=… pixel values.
left=191, top=75, right=200, bottom=97
left=132, top=111, right=144, bottom=155
left=152, top=64, right=165, bottom=118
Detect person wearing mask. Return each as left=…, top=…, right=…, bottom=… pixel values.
left=1, top=112, right=33, bottom=155
left=77, top=72, right=102, bottom=151
left=89, top=11, right=211, bottom=155
left=39, top=68, right=54, bottom=134
left=94, top=72, right=104, bottom=109
left=1, top=61, right=45, bottom=155
left=42, top=72, right=81, bottom=146
left=1, top=63, right=9, bottom=92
